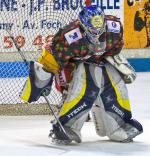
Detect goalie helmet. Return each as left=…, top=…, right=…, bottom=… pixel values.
left=79, top=5, right=105, bottom=38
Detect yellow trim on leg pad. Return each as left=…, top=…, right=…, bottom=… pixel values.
left=59, top=68, right=87, bottom=117
left=107, top=72, right=131, bottom=112
left=20, top=77, right=31, bottom=102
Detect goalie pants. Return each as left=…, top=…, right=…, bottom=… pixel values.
left=57, top=62, right=143, bottom=141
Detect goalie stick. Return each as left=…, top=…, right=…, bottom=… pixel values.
left=1, top=0, right=93, bottom=144
left=7, top=33, right=71, bottom=143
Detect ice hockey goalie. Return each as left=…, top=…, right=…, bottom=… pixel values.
left=20, top=5, right=143, bottom=145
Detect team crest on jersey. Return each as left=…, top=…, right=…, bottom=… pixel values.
left=65, top=28, right=82, bottom=44
left=107, top=21, right=121, bottom=33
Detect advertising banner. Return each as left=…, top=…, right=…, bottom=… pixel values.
left=124, top=0, right=150, bottom=48
left=0, top=0, right=124, bottom=53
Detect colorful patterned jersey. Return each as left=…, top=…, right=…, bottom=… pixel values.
left=50, top=15, right=124, bottom=70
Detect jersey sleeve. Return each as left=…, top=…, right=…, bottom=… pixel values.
left=105, top=15, right=124, bottom=56
left=50, top=21, right=87, bottom=69
left=50, top=28, right=67, bottom=68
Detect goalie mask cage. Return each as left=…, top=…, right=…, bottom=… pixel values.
left=0, top=0, right=91, bottom=115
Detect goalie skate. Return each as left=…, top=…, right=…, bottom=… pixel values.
left=108, top=119, right=143, bottom=143
left=121, top=121, right=143, bottom=143
left=49, top=124, right=81, bottom=145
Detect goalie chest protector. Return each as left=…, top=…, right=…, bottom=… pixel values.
left=51, top=16, right=123, bottom=68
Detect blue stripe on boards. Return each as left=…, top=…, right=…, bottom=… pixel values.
left=128, top=58, right=150, bottom=72
left=0, top=58, right=150, bottom=78
left=0, top=62, right=29, bottom=78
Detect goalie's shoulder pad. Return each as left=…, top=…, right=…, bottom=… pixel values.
left=52, top=20, right=82, bottom=45
left=20, top=61, right=53, bottom=103
left=105, top=15, right=122, bottom=33
left=63, top=20, right=81, bottom=33
left=63, top=20, right=83, bottom=45
left=105, top=15, right=121, bottom=22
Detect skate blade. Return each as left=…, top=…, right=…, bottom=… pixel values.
left=51, top=138, right=72, bottom=145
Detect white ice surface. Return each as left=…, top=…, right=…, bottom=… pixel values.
left=0, top=73, right=150, bottom=156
